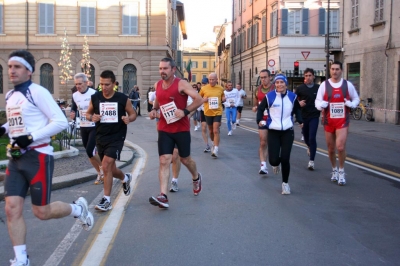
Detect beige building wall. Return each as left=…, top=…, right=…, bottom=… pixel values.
left=183, top=48, right=215, bottom=84
left=341, top=0, right=400, bottom=124
left=0, top=0, right=184, bottom=108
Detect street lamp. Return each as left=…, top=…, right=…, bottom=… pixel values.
left=325, top=0, right=330, bottom=80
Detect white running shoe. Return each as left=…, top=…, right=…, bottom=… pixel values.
left=228, top=131, right=232, bottom=136
left=308, top=161, right=314, bottom=170
left=331, top=170, right=338, bottom=182
left=301, top=135, right=304, bottom=141
left=338, top=171, right=346, bottom=186
left=282, top=182, right=291, bottom=195
left=10, top=257, right=30, bottom=266
left=194, top=126, right=198, bottom=131
left=94, top=173, right=104, bottom=185
left=232, top=123, right=237, bottom=130
left=74, top=197, right=94, bottom=231
left=259, top=166, right=268, bottom=175
left=170, top=180, right=179, bottom=192
left=211, top=147, right=218, bottom=158
left=273, top=165, right=280, bottom=175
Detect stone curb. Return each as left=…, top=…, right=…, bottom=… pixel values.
left=0, top=141, right=135, bottom=201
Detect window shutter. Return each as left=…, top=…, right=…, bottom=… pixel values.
left=39, top=3, right=46, bottom=34
left=302, top=8, right=308, bottom=35
left=80, top=6, right=87, bottom=34
left=0, top=4, right=3, bottom=33
left=262, top=16, right=266, bottom=42
left=319, top=8, right=326, bottom=35
left=281, top=9, right=288, bottom=35
left=47, top=4, right=54, bottom=33
left=270, top=13, right=273, bottom=37
left=88, top=6, right=95, bottom=34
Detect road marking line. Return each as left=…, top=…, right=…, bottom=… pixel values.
left=43, top=140, right=146, bottom=266
left=238, top=124, right=400, bottom=181
left=80, top=140, right=147, bottom=266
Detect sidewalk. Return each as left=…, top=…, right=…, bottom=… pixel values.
left=240, top=107, right=400, bottom=142
left=0, top=140, right=136, bottom=201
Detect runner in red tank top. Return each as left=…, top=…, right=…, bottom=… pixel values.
left=148, top=57, right=204, bottom=208
left=252, top=69, right=275, bottom=175
left=315, top=61, right=360, bottom=186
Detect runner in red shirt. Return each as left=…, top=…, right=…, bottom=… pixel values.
left=148, top=58, right=203, bottom=208
left=315, top=61, right=360, bottom=186
left=252, top=69, right=275, bottom=175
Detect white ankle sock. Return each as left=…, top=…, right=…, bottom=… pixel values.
left=261, top=161, right=266, bottom=167
left=104, top=195, right=111, bottom=202
left=172, top=178, right=178, bottom=183
left=69, top=204, right=82, bottom=217
left=14, top=245, right=27, bottom=263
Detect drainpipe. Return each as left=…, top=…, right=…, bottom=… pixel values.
left=384, top=0, right=393, bottom=123
left=231, top=0, right=234, bottom=83
left=26, top=0, right=29, bottom=50
left=325, top=0, right=330, bottom=80
left=265, top=0, right=268, bottom=70
left=251, top=1, right=254, bottom=90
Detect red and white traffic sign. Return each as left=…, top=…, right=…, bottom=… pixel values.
left=268, top=59, right=275, bottom=67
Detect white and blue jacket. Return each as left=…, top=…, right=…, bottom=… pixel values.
left=256, top=90, right=303, bottom=131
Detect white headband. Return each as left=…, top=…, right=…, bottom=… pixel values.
left=8, top=56, right=33, bottom=73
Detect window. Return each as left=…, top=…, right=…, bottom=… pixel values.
left=351, top=0, right=359, bottom=29
left=213, top=61, right=216, bottom=68
left=347, top=62, right=360, bottom=95
left=0, top=3, right=4, bottom=34
left=319, top=8, right=339, bottom=34
left=262, top=15, right=266, bottom=42
left=247, top=27, right=251, bottom=49
left=122, top=64, right=137, bottom=94
left=0, top=65, right=3, bottom=93
left=192, top=74, right=197, bottom=82
left=253, top=23, right=259, bottom=46
left=80, top=3, right=96, bottom=34
left=40, top=64, right=54, bottom=94
left=203, top=61, right=207, bottom=68
left=192, top=61, right=198, bottom=69
left=122, top=2, right=139, bottom=35
left=282, top=9, right=308, bottom=35
left=270, top=10, right=277, bottom=38
left=375, top=0, right=384, bottom=22
left=39, top=3, right=54, bottom=34
left=202, top=74, right=207, bottom=79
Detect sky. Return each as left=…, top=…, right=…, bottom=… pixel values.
left=180, top=0, right=232, bottom=48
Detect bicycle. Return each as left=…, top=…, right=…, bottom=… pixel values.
left=352, top=98, right=374, bottom=121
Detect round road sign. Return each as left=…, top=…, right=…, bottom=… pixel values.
left=268, top=59, right=275, bottom=67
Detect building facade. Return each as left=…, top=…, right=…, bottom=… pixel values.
left=215, top=21, right=232, bottom=86
left=340, top=0, right=399, bottom=124
left=183, top=43, right=216, bottom=84
left=0, top=0, right=186, bottom=107
left=231, top=0, right=338, bottom=106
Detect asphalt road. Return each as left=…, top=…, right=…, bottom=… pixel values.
left=0, top=111, right=399, bottom=266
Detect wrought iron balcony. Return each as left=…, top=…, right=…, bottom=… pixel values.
left=326, top=32, right=343, bottom=52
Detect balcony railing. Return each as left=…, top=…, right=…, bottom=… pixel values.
left=326, top=32, right=342, bottom=51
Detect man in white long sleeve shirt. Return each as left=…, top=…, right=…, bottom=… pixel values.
left=315, top=61, right=360, bottom=186
left=223, top=81, right=240, bottom=135
left=1, top=50, right=94, bottom=266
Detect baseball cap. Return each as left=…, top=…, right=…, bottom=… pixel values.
left=201, top=77, right=209, bottom=84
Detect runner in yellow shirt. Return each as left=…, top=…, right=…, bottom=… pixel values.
left=199, top=73, right=225, bottom=158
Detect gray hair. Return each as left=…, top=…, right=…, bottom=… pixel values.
left=74, top=73, right=88, bottom=82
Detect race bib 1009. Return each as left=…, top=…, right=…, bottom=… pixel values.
left=330, top=103, right=345, bottom=118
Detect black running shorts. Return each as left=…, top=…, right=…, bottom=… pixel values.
left=205, top=115, right=222, bottom=126
left=5, top=150, right=54, bottom=206
left=158, top=131, right=191, bottom=158
left=237, top=106, right=243, bottom=113
left=96, top=140, right=124, bottom=161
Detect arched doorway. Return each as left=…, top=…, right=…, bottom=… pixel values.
left=122, top=64, right=137, bottom=94
left=40, top=63, right=54, bottom=93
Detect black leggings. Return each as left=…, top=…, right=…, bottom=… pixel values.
left=80, top=127, right=97, bottom=158
left=268, top=128, right=294, bottom=183
left=302, top=117, right=319, bottom=161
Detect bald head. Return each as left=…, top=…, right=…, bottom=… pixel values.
left=208, top=73, right=218, bottom=86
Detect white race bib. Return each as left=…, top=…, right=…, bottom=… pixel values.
left=79, top=110, right=95, bottom=127
left=100, top=102, right=118, bottom=123
left=330, top=103, right=345, bottom=118
left=160, top=101, right=180, bottom=124
left=208, top=97, right=219, bottom=109
left=7, top=105, right=28, bottom=138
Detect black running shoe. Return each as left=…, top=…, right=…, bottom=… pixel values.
left=123, top=173, right=132, bottom=196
